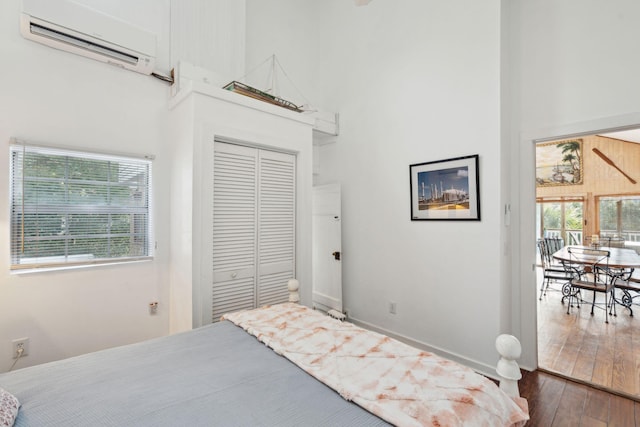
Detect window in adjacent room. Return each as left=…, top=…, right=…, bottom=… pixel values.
left=9, top=143, right=153, bottom=271
left=598, top=195, right=640, bottom=246
left=536, top=197, right=584, bottom=245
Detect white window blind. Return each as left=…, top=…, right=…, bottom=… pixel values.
left=9, top=143, right=153, bottom=270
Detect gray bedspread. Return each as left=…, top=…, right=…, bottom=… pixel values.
left=0, top=321, right=389, bottom=426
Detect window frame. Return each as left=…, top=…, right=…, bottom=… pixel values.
left=596, top=194, right=640, bottom=244
left=9, top=142, right=154, bottom=272
left=536, top=196, right=585, bottom=245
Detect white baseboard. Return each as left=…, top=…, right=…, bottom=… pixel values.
left=347, top=315, right=500, bottom=381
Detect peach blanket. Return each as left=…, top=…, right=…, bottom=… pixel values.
left=222, top=303, right=529, bottom=427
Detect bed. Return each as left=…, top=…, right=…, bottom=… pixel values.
left=0, top=300, right=529, bottom=426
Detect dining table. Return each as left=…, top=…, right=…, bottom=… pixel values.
left=552, top=245, right=640, bottom=316
left=552, top=245, right=640, bottom=269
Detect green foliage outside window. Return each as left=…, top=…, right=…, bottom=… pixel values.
left=539, top=201, right=583, bottom=244
left=599, top=197, right=640, bottom=238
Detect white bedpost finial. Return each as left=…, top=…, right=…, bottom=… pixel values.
left=495, top=334, right=522, bottom=398
left=288, top=279, right=300, bottom=303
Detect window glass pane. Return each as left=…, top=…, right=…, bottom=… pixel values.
left=565, top=202, right=582, bottom=229
left=25, top=179, right=66, bottom=205
left=543, top=203, right=561, bottom=236
left=112, top=236, right=142, bottom=257
left=67, top=213, right=109, bottom=235
left=565, top=202, right=583, bottom=245
left=68, top=237, right=108, bottom=257
left=599, top=198, right=617, bottom=234
left=22, top=213, right=65, bottom=237
left=537, top=200, right=583, bottom=244
left=621, top=198, right=640, bottom=241
left=10, top=144, right=152, bottom=270
left=110, top=214, right=132, bottom=234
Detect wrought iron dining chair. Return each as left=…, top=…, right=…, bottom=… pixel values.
left=609, top=267, right=639, bottom=316
left=565, top=247, right=616, bottom=323
left=544, top=237, right=564, bottom=254
left=537, top=239, right=573, bottom=300
left=599, top=235, right=626, bottom=248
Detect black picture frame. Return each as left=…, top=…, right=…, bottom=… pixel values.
left=409, top=154, right=480, bottom=221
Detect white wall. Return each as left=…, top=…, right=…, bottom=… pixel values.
left=508, top=0, right=640, bottom=368
left=246, top=0, right=506, bottom=372
left=170, top=0, right=246, bottom=83
left=247, top=0, right=640, bottom=373
left=0, top=0, right=248, bottom=370
left=513, top=0, right=640, bottom=131
left=166, top=95, right=196, bottom=334
left=0, top=0, right=171, bottom=370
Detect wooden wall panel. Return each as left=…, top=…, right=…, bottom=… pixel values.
left=536, top=135, right=640, bottom=238
left=538, top=135, right=640, bottom=198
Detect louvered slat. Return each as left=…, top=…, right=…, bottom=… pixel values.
left=212, top=277, right=255, bottom=320
left=257, top=152, right=295, bottom=307
left=258, top=271, right=294, bottom=306
left=212, top=143, right=257, bottom=321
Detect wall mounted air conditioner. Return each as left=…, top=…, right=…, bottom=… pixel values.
left=20, top=0, right=157, bottom=75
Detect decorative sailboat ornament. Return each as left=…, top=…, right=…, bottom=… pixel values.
left=223, top=55, right=306, bottom=113
left=223, top=81, right=303, bottom=112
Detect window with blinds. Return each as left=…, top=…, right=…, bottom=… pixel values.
left=9, top=143, right=153, bottom=270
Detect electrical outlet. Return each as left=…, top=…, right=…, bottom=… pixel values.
left=389, top=302, right=397, bottom=315
left=12, top=337, right=29, bottom=359
left=149, top=301, right=158, bottom=315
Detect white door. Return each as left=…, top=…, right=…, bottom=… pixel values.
left=209, top=141, right=295, bottom=322
left=211, top=142, right=257, bottom=320
left=256, top=149, right=296, bottom=307
left=312, top=183, right=342, bottom=312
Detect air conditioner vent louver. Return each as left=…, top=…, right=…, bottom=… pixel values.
left=20, top=0, right=156, bottom=75
left=29, top=23, right=140, bottom=66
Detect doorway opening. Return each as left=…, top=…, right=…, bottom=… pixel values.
left=533, top=127, right=640, bottom=400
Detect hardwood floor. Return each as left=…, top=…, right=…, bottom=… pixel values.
left=520, top=369, right=640, bottom=426
left=537, top=278, right=640, bottom=399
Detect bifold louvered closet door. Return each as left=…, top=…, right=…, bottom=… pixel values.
left=211, top=141, right=296, bottom=321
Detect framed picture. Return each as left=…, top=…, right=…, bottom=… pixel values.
left=535, top=139, right=583, bottom=187
left=409, top=154, right=480, bottom=221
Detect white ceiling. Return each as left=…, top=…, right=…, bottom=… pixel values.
left=598, top=129, right=640, bottom=143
